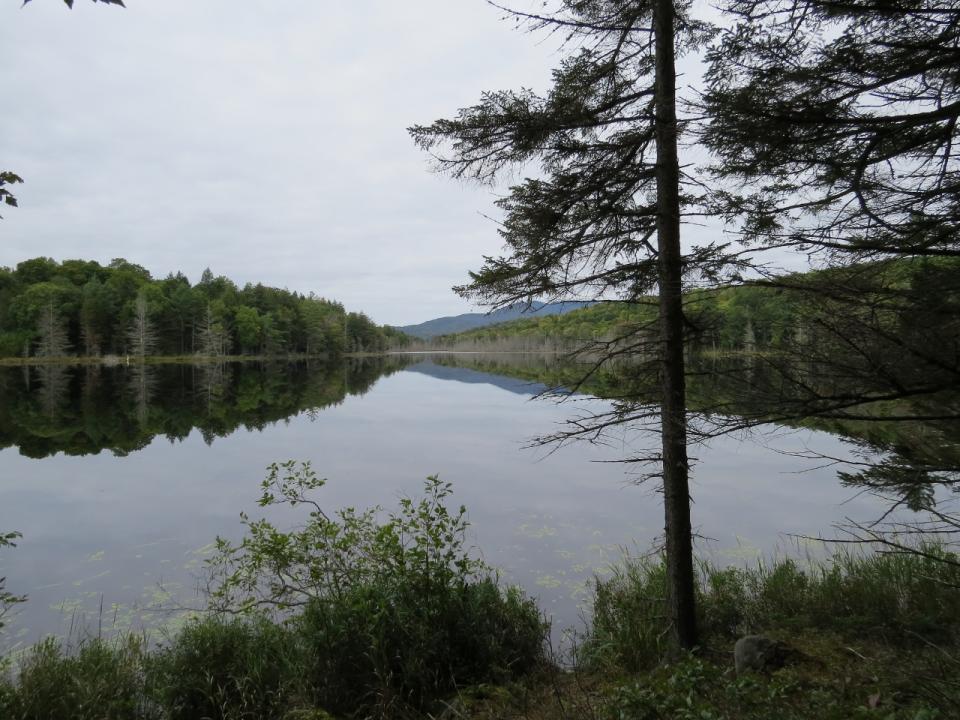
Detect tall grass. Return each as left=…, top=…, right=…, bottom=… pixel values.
left=0, top=635, right=147, bottom=720
left=296, top=577, right=544, bottom=716
left=0, top=587, right=545, bottom=720
left=584, top=545, right=960, bottom=672
left=147, top=616, right=304, bottom=720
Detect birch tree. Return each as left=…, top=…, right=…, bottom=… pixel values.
left=127, top=292, right=157, bottom=359
left=35, top=300, right=71, bottom=358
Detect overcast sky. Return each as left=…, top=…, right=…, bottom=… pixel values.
left=1, top=0, right=575, bottom=325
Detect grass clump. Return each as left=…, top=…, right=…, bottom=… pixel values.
left=599, top=653, right=946, bottom=720
left=576, top=548, right=960, bottom=719
left=703, top=547, right=960, bottom=642
left=147, top=615, right=303, bottom=720
left=584, top=546, right=960, bottom=672
left=0, top=635, right=146, bottom=720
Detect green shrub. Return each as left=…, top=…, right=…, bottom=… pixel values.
left=698, top=564, right=749, bottom=638
left=207, top=465, right=548, bottom=716
left=298, top=576, right=544, bottom=716
left=0, top=470, right=547, bottom=718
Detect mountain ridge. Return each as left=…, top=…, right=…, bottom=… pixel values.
left=395, top=301, right=592, bottom=339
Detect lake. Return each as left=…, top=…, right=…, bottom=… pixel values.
left=0, top=354, right=897, bottom=652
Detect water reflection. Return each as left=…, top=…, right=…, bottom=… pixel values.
left=0, top=358, right=411, bottom=459
left=0, top=353, right=954, bottom=652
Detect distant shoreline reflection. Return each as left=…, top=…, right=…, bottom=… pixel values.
left=0, top=355, right=944, bottom=651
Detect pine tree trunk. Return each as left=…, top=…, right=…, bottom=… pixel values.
left=653, top=0, right=697, bottom=651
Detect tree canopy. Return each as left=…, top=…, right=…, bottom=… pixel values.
left=0, top=258, right=404, bottom=359
left=412, top=0, right=960, bottom=649
left=702, top=0, right=960, bottom=505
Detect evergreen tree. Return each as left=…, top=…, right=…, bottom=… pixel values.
left=702, top=3, right=960, bottom=416
left=703, top=0, right=960, bottom=545
left=704, top=0, right=959, bottom=259
left=24, top=0, right=125, bottom=5
left=411, top=0, right=727, bottom=649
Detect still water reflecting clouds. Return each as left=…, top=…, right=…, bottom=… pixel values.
left=0, top=355, right=891, bottom=650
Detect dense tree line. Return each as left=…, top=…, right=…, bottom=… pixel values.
left=0, top=257, right=407, bottom=359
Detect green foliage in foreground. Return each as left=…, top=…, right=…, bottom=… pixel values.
left=578, top=550, right=960, bottom=720
left=2, top=548, right=960, bottom=719
left=599, top=653, right=947, bottom=720
left=149, top=616, right=303, bottom=720
left=0, top=471, right=547, bottom=719
left=208, top=466, right=547, bottom=716
left=2, top=636, right=145, bottom=719
left=4, top=476, right=960, bottom=718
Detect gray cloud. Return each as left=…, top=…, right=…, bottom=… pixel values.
left=1, top=0, right=561, bottom=325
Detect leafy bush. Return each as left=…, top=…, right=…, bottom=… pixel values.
left=297, top=576, right=544, bottom=716
left=208, top=463, right=548, bottom=716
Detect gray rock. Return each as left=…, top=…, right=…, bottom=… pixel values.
left=734, top=634, right=790, bottom=675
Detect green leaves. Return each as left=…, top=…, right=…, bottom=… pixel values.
left=208, top=464, right=487, bottom=613
left=0, top=531, right=26, bottom=632
left=704, top=0, right=960, bottom=258
left=205, top=464, right=546, bottom=715
left=0, top=172, right=23, bottom=219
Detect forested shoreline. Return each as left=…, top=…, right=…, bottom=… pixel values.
left=412, top=257, right=960, bottom=356
left=0, top=257, right=409, bottom=360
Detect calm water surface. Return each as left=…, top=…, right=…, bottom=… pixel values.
left=0, top=355, right=891, bottom=651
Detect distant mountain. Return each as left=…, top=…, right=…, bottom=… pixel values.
left=396, top=301, right=593, bottom=339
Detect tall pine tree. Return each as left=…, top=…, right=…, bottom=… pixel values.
left=412, top=0, right=729, bottom=650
